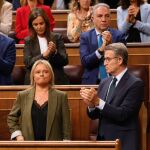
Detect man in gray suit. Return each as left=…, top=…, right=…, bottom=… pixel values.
left=80, top=43, right=144, bottom=150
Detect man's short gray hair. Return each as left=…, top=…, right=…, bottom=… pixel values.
left=92, top=3, right=110, bottom=16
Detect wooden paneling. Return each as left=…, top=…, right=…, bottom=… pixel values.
left=15, top=43, right=150, bottom=66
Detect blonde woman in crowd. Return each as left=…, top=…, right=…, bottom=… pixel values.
left=0, top=0, right=12, bottom=35
left=67, top=0, right=96, bottom=42
left=8, top=59, right=71, bottom=141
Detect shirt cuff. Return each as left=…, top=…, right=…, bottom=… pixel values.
left=95, top=50, right=102, bottom=59
left=11, top=130, right=22, bottom=140
left=88, top=106, right=96, bottom=112
left=96, top=99, right=105, bottom=110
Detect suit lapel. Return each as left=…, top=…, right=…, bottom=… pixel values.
left=32, top=37, right=41, bottom=56
left=25, top=87, right=35, bottom=139
left=46, top=89, right=57, bottom=139
left=91, top=29, right=98, bottom=51
left=109, top=71, right=129, bottom=104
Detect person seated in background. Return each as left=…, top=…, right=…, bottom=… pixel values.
left=96, top=0, right=120, bottom=8
left=0, top=0, right=12, bottom=35
left=67, top=0, right=96, bottom=42
left=42, top=0, right=71, bottom=9
left=80, top=3, right=126, bottom=85
left=15, top=0, right=55, bottom=44
left=12, top=0, right=21, bottom=10
left=80, top=43, right=144, bottom=150
left=7, top=59, right=71, bottom=141
left=24, top=8, right=69, bottom=85
left=117, top=0, right=150, bottom=42
left=0, top=34, right=16, bottom=85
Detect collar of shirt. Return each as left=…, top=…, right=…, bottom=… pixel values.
left=113, top=67, right=128, bottom=86
left=95, top=29, right=102, bottom=36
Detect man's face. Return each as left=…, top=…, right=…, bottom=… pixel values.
left=93, top=6, right=110, bottom=32
left=104, top=50, right=121, bottom=76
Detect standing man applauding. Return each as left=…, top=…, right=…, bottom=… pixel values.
left=80, top=43, right=144, bottom=150
left=80, top=3, right=126, bottom=84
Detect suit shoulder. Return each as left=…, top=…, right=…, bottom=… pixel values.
left=81, top=28, right=95, bottom=37
left=18, top=87, right=33, bottom=97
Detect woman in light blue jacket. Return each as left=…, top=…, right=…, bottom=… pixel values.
left=117, top=0, right=150, bottom=42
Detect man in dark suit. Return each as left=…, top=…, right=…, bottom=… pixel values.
left=80, top=43, right=144, bottom=150
left=0, top=34, right=16, bottom=85
left=80, top=3, right=126, bottom=84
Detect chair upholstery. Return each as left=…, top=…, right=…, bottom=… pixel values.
left=11, top=65, right=84, bottom=85
left=64, top=65, right=84, bottom=84
left=11, top=66, right=25, bottom=85
left=89, top=65, right=149, bottom=150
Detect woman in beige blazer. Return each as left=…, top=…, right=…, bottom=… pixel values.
left=7, top=60, right=71, bottom=141
left=0, top=0, right=12, bottom=35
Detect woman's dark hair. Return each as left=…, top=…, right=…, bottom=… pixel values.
left=119, top=0, right=144, bottom=9
left=28, top=8, right=51, bottom=42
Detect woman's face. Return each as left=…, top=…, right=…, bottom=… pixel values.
left=33, top=63, right=51, bottom=86
left=79, top=0, right=91, bottom=9
left=32, top=16, right=46, bottom=37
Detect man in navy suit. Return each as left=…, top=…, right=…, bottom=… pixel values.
left=80, top=3, right=126, bottom=84
left=0, top=34, right=16, bottom=85
left=80, top=43, right=144, bottom=150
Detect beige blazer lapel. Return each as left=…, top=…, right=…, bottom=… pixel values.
left=24, top=87, right=35, bottom=140
left=46, top=89, right=57, bottom=140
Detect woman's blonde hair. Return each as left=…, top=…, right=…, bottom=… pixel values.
left=69, top=0, right=96, bottom=12
left=30, top=60, right=55, bottom=86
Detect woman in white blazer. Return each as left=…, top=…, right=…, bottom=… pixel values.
left=0, top=0, right=12, bottom=35
left=117, top=0, right=150, bottom=42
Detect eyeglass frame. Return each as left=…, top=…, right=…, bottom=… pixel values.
left=104, top=57, right=118, bottom=63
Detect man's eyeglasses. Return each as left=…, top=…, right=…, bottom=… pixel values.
left=104, top=57, right=118, bottom=63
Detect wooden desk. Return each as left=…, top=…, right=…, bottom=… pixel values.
left=15, top=43, right=150, bottom=66
left=0, top=140, right=121, bottom=150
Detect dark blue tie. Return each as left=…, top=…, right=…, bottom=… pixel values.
left=98, top=35, right=107, bottom=79
left=106, top=77, right=117, bottom=103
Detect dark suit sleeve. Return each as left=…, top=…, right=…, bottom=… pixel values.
left=80, top=33, right=101, bottom=69
left=48, top=33, right=68, bottom=67
left=101, top=80, right=144, bottom=122
left=23, top=38, right=42, bottom=69
left=0, top=39, right=16, bottom=75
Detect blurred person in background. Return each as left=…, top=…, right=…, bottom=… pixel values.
left=15, top=0, right=55, bottom=43
left=117, top=0, right=150, bottom=42
left=0, top=34, right=16, bottom=85
left=23, top=8, right=69, bottom=85
left=0, top=0, right=12, bottom=35
left=96, top=0, right=120, bottom=8
left=67, top=0, right=96, bottom=42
